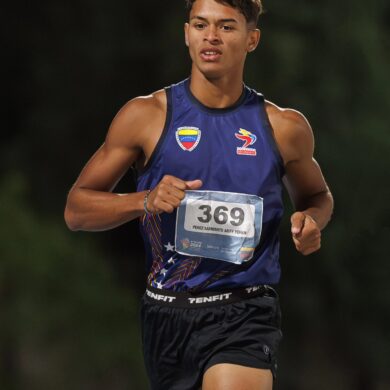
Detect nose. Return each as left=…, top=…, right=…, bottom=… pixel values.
left=204, top=25, right=221, bottom=44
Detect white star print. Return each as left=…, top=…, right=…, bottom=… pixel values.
left=160, top=268, right=168, bottom=276
left=156, top=281, right=164, bottom=289
left=168, top=257, right=175, bottom=265
left=164, top=242, right=175, bottom=252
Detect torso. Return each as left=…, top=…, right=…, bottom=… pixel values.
left=135, top=79, right=285, bottom=291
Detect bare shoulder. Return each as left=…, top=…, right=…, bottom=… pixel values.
left=125, top=89, right=167, bottom=116
left=265, top=100, right=314, bottom=164
left=105, top=89, right=167, bottom=149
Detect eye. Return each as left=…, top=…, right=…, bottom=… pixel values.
left=194, top=23, right=206, bottom=30
left=221, top=25, right=234, bottom=31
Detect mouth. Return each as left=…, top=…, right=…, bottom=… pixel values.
left=200, top=48, right=222, bottom=62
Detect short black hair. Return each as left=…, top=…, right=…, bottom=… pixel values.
left=185, top=0, right=263, bottom=27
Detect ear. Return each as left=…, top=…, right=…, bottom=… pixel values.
left=247, top=28, right=261, bottom=53
left=184, top=23, right=190, bottom=47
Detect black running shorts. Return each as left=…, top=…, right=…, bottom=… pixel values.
left=140, top=285, right=282, bottom=390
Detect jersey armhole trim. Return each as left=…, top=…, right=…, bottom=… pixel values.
left=257, top=94, right=285, bottom=178
left=137, top=86, right=173, bottom=177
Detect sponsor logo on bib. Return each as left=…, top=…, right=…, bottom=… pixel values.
left=181, top=238, right=190, bottom=249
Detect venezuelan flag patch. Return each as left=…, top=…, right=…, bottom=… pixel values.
left=176, top=127, right=201, bottom=152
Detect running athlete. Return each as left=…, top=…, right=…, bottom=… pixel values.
left=64, top=0, right=334, bottom=389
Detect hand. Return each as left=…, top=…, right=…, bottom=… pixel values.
left=290, top=211, right=321, bottom=255
left=146, top=175, right=202, bottom=214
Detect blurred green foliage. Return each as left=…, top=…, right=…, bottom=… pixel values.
left=0, top=174, right=146, bottom=389
left=1, top=0, right=390, bottom=389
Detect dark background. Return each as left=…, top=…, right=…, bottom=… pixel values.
left=1, top=1, right=389, bottom=389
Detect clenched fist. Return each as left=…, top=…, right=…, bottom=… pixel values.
left=290, top=211, right=321, bottom=255
left=146, top=175, right=203, bottom=214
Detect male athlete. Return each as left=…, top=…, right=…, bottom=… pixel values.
left=65, top=0, right=333, bottom=389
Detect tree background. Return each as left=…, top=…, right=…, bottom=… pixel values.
left=1, top=1, right=389, bottom=389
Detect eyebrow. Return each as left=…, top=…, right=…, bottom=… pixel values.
left=190, top=16, right=238, bottom=24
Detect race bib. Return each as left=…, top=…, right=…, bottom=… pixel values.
left=175, top=190, right=263, bottom=264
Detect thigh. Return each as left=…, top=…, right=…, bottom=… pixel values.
left=140, top=296, right=202, bottom=390
left=202, top=363, right=273, bottom=390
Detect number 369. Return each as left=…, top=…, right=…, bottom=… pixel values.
left=197, top=205, right=245, bottom=226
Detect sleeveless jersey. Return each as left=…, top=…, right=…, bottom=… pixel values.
left=136, top=79, right=284, bottom=292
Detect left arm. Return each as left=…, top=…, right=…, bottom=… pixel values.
left=266, top=102, right=334, bottom=255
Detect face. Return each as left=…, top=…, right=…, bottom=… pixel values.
left=184, top=0, right=260, bottom=80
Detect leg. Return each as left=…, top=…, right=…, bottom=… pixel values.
left=202, top=363, right=273, bottom=390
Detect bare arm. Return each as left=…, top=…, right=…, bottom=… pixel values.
left=267, top=102, right=334, bottom=254
left=64, top=93, right=165, bottom=231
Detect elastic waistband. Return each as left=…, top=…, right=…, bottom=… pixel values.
left=143, top=284, right=277, bottom=308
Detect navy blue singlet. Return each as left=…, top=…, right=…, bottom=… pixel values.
left=137, top=79, right=284, bottom=292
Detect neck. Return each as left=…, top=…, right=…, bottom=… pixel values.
left=189, top=67, right=244, bottom=109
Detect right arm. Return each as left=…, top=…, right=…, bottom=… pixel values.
left=64, top=94, right=163, bottom=231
